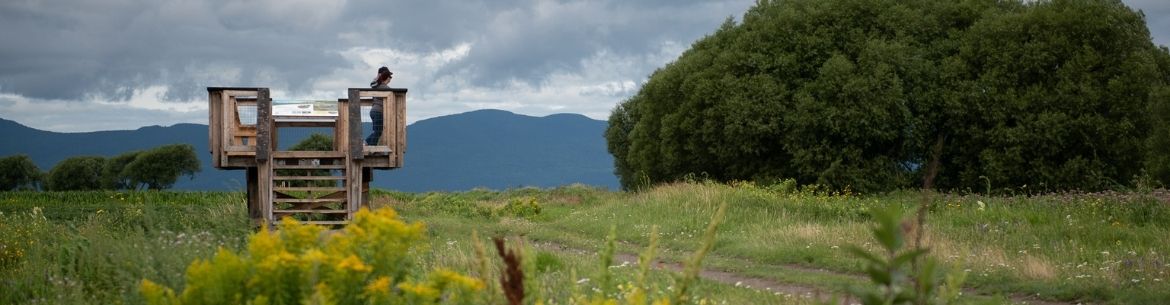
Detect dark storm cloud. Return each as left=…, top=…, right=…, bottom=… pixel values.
left=0, top=0, right=749, bottom=103
left=0, top=0, right=1163, bottom=120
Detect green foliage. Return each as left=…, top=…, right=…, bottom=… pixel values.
left=290, top=133, right=334, bottom=151
left=847, top=207, right=964, bottom=305
left=500, top=196, right=542, bottom=218
left=280, top=133, right=336, bottom=187
left=606, top=0, right=1170, bottom=192
left=0, top=154, right=42, bottom=191
left=140, top=208, right=485, bottom=305
left=101, top=151, right=141, bottom=190
left=123, top=144, right=201, bottom=190
left=47, top=156, right=105, bottom=191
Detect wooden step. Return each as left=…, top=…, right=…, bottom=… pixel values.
left=301, top=221, right=348, bottom=225
left=273, top=163, right=345, bottom=169
left=273, top=198, right=345, bottom=204
left=273, top=151, right=345, bottom=158
left=364, top=146, right=392, bottom=154
left=273, top=176, right=346, bottom=181
left=273, top=186, right=345, bottom=192
left=274, top=209, right=349, bottom=214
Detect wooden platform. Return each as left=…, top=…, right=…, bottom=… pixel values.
left=207, top=87, right=409, bottom=226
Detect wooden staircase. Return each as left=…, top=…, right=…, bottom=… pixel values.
left=207, top=87, right=406, bottom=228
left=266, top=151, right=355, bottom=226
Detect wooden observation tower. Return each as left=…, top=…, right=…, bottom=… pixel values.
left=207, top=87, right=407, bottom=226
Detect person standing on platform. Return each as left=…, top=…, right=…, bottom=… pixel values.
left=367, top=66, right=392, bottom=145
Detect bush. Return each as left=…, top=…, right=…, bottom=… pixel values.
left=140, top=208, right=485, bottom=305
left=46, top=156, right=105, bottom=191
left=123, top=144, right=200, bottom=190
left=605, top=0, right=1170, bottom=193
left=0, top=155, right=41, bottom=191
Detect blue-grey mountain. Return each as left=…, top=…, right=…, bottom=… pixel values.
left=0, top=109, right=618, bottom=192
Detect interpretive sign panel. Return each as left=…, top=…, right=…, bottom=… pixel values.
left=272, top=100, right=339, bottom=117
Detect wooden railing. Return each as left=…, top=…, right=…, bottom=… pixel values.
left=206, top=87, right=407, bottom=170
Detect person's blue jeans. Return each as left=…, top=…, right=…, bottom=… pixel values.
left=366, top=110, right=383, bottom=145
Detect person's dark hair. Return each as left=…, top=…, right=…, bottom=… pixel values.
left=375, top=66, right=392, bottom=84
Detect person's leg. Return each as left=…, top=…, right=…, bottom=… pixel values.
left=366, top=110, right=383, bottom=145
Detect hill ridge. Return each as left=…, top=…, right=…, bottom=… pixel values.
left=0, top=109, right=618, bottom=191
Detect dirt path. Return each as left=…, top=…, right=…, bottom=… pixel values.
left=532, top=241, right=1080, bottom=305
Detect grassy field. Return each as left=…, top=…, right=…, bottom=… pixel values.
left=1, top=183, right=1168, bottom=304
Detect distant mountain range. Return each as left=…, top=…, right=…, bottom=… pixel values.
left=0, top=109, right=619, bottom=192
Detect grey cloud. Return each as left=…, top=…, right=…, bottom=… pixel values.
left=2, top=0, right=1164, bottom=113
left=0, top=0, right=750, bottom=103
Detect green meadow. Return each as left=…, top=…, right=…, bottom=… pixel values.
left=1, top=183, right=1168, bottom=304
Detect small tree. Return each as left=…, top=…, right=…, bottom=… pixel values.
left=47, top=156, right=105, bottom=191
left=101, top=150, right=141, bottom=190
left=290, top=133, right=333, bottom=151
left=0, top=155, right=42, bottom=191
left=284, top=133, right=335, bottom=187
left=124, top=144, right=201, bottom=190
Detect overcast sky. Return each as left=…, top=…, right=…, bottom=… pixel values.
left=0, top=0, right=1167, bottom=132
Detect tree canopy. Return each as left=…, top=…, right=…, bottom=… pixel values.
left=123, top=144, right=201, bottom=190
left=606, top=0, right=1170, bottom=192
left=0, top=155, right=42, bottom=191
left=47, top=156, right=105, bottom=191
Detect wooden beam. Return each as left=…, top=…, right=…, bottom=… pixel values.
left=209, top=90, right=222, bottom=168
left=395, top=91, right=407, bottom=166
left=347, top=157, right=362, bottom=218
left=247, top=168, right=259, bottom=221
left=336, top=99, right=348, bottom=157
left=348, top=89, right=363, bottom=160
left=273, top=151, right=345, bottom=158
left=258, top=161, right=272, bottom=224
left=255, top=88, right=271, bottom=162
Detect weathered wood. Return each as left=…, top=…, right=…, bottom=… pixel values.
left=274, top=183, right=346, bottom=191
left=364, top=146, right=392, bottom=153
left=274, top=209, right=348, bottom=214
left=362, top=167, right=372, bottom=209
left=294, top=221, right=348, bottom=226
left=334, top=98, right=346, bottom=156
left=272, top=197, right=346, bottom=203
left=273, top=176, right=346, bottom=181
left=272, top=164, right=345, bottom=170
left=225, top=151, right=257, bottom=156
left=273, top=121, right=337, bottom=128
left=347, top=157, right=362, bottom=218
left=247, top=167, right=259, bottom=220
left=255, top=88, right=271, bottom=162
left=221, top=91, right=234, bottom=163
left=209, top=90, right=222, bottom=168
left=258, top=161, right=272, bottom=224
left=395, top=91, right=407, bottom=166
left=273, top=151, right=345, bottom=158
left=348, top=89, right=363, bottom=160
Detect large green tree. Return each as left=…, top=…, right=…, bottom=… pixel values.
left=101, top=150, right=141, bottom=190
left=606, top=0, right=1170, bottom=192
left=47, top=156, right=105, bottom=191
left=124, top=144, right=201, bottom=190
left=0, top=155, right=42, bottom=191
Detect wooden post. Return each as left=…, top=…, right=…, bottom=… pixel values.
left=255, top=88, right=271, bottom=162
left=246, top=167, right=260, bottom=221
left=348, top=89, right=363, bottom=160
left=395, top=92, right=407, bottom=166
left=208, top=90, right=222, bottom=168
left=254, top=88, right=273, bottom=224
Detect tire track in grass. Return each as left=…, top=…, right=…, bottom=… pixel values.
left=532, top=240, right=1081, bottom=305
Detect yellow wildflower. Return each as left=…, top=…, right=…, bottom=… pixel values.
left=398, top=281, right=440, bottom=300
left=336, top=254, right=372, bottom=273
left=364, top=276, right=393, bottom=295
